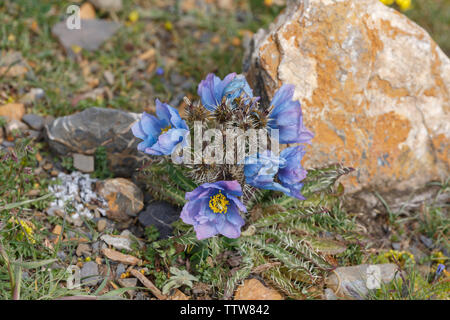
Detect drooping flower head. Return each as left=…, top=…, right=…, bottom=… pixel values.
left=244, top=146, right=307, bottom=200
left=267, top=84, right=314, bottom=144
left=180, top=181, right=246, bottom=240
left=244, top=150, right=290, bottom=195
left=197, top=73, right=254, bottom=111
left=132, top=99, right=189, bottom=156
left=278, top=146, right=307, bottom=200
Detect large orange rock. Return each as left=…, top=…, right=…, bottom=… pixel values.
left=244, top=0, right=449, bottom=193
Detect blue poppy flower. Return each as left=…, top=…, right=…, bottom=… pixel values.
left=197, top=73, right=236, bottom=111
left=244, top=146, right=307, bottom=200
left=131, top=99, right=189, bottom=156
left=223, top=74, right=254, bottom=102
left=180, top=181, right=246, bottom=240
left=268, top=84, right=314, bottom=144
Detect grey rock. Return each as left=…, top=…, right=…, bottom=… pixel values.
left=22, top=114, right=45, bottom=131
left=57, top=251, right=67, bottom=260
left=25, top=129, right=41, bottom=140
left=44, top=107, right=147, bottom=176
left=6, top=119, right=28, bottom=134
left=391, top=242, right=401, bottom=251
left=52, top=19, right=120, bottom=56
left=118, top=277, right=138, bottom=287
left=100, top=234, right=132, bottom=251
left=73, top=153, right=95, bottom=173
left=1, top=141, right=15, bottom=148
left=326, top=264, right=400, bottom=299
left=115, top=263, right=126, bottom=279
left=90, top=0, right=123, bottom=12
left=104, top=71, right=115, bottom=85
left=80, top=261, right=102, bottom=286
left=138, top=201, right=180, bottom=239
left=419, top=235, right=434, bottom=249
left=92, top=241, right=101, bottom=254
left=324, top=288, right=338, bottom=300
left=20, top=89, right=45, bottom=106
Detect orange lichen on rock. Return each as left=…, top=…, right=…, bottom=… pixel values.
left=245, top=0, right=450, bottom=193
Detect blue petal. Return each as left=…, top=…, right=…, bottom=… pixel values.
left=141, top=112, right=164, bottom=138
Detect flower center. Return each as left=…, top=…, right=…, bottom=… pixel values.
left=209, top=191, right=229, bottom=214
left=161, top=125, right=171, bottom=134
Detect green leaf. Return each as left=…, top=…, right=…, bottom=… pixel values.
left=11, top=259, right=57, bottom=269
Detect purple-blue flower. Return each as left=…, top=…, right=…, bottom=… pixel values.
left=436, top=264, right=445, bottom=276
left=278, top=146, right=307, bottom=200
left=244, top=146, right=307, bottom=200
left=223, top=74, right=254, bottom=102
left=198, top=73, right=236, bottom=111
left=268, top=84, right=314, bottom=144
left=180, top=181, right=246, bottom=240
left=132, top=99, right=189, bottom=156
left=197, top=73, right=256, bottom=111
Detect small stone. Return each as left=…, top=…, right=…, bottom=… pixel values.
left=118, top=277, right=137, bottom=287
left=97, top=178, right=144, bottom=222
left=100, top=234, right=132, bottom=251
left=234, top=279, right=283, bottom=300
left=22, top=114, right=45, bottom=131
left=91, top=241, right=101, bottom=254
left=420, top=235, right=434, bottom=249
left=324, top=288, right=338, bottom=300
left=138, top=201, right=180, bottom=239
left=5, top=119, right=28, bottom=135
left=169, top=289, right=189, bottom=300
left=0, top=103, right=25, bottom=121
left=103, top=71, right=114, bottom=85
left=118, top=277, right=138, bottom=298
left=90, top=0, right=123, bottom=12
left=392, top=242, right=401, bottom=251
left=115, top=263, right=126, bottom=279
left=97, top=218, right=107, bottom=232
left=80, top=2, right=96, bottom=19
left=80, top=261, right=102, bottom=286
left=24, top=129, right=41, bottom=140
left=76, top=243, right=92, bottom=257
left=73, top=153, right=95, bottom=173
left=52, top=225, right=62, bottom=235
left=52, top=19, right=120, bottom=56
left=20, top=88, right=45, bottom=106
left=57, top=251, right=66, bottom=260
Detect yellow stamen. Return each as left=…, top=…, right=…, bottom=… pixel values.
left=161, top=125, right=171, bottom=134
left=209, top=191, right=229, bottom=214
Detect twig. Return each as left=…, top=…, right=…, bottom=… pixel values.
left=130, top=269, right=167, bottom=300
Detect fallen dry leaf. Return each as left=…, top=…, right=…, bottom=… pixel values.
left=101, top=248, right=142, bottom=265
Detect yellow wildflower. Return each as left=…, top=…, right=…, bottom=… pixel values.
left=9, top=218, right=36, bottom=244
left=396, top=0, right=411, bottom=11
left=164, top=21, right=173, bottom=31
left=380, top=0, right=394, bottom=5
left=128, top=11, right=139, bottom=23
